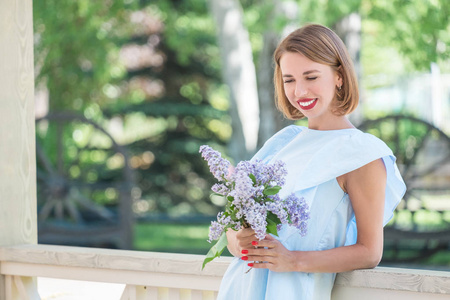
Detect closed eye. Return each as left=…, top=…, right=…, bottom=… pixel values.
left=283, top=79, right=294, bottom=84
left=306, top=77, right=318, bottom=81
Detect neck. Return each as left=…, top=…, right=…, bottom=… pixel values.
left=307, top=115, right=354, bottom=131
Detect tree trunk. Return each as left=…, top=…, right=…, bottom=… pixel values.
left=210, top=0, right=260, bottom=161
left=257, top=30, right=278, bottom=148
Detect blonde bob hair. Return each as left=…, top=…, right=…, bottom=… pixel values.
left=274, top=24, right=359, bottom=120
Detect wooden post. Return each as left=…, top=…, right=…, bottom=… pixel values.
left=0, top=0, right=37, bottom=299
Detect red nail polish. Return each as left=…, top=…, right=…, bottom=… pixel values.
left=241, top=256, right=248, bottom=261
left=251, top=241, right=258, bottom=246
left=241, top=250, right=248, bottom=254
left=248, top=263, right=254, bottom=267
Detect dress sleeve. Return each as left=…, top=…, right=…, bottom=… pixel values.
left=253, top=127, right=406, bottom=246
left=342, top=139, right=406, bottom=246
left=269, top=129, right=406, bottom=246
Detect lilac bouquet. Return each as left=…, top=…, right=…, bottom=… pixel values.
left=200, top=145, right=310, bottom=269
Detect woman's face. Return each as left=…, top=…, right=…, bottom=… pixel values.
left=280, top=52, right=342, bottom=123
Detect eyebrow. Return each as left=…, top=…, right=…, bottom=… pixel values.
left=282, top=70, right=321, bottom=77
left=303, top=70, right=320, bottom=75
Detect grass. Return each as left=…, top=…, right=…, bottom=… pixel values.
left=133, top=222, right=232, bottom=256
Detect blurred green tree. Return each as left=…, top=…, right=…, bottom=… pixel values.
left=298, top=0, right=449, bottom=72
left=33, top=0, right=449, bottom=221
left=34, top=0, right=137, bottom=112
left=34, top=0, right=230, bottom=219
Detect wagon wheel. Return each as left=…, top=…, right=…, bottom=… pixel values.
left=36, top=111, right=135, bottom=249
left=358, top=115, right=450, bottom=262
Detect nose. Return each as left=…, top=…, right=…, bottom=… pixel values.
left=294, top=82, right=307, bottom=98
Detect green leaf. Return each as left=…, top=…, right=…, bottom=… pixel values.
left=202, top=232, right=228, bottom=270
left=227, top=196, right=234, bottom=202
left=267, top=211, right=281, bottom=224
left=263, top=186, right=282, bottom=196
left=230, top=208, right=239, bottom=222
left=266, top=217, right=279, bottom=237
left=266, top=212, right=281, bottom=236
left=249, top=173, right=257, bottom=184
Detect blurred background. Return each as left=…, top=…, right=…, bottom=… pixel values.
left=33, top=0, right=449, bottom=270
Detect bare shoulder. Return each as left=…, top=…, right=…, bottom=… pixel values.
left=337, top=159, right=386, bottom=194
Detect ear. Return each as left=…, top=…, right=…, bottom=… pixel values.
left=335, top=66, right=343, bottom=88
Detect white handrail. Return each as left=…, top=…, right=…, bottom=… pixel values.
left=1, top=244, right=450, bottom=300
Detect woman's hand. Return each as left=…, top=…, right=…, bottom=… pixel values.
left=236, top=227, right=258, bottom=251
left=226, top=227, right=256, bottom=257
left=243, top=234, right=298, bottom=273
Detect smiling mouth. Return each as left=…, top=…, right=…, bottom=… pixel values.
left=297, top=98, right=318, bottom=110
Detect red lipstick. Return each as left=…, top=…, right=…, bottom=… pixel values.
left=297, top=98, right=317, bottom=110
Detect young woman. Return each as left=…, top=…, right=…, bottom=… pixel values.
left=217, top=24, right=406, bottom=300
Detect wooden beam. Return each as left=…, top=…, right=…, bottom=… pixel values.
left=1, top=244, right=450, bottom=299
left=0, top=0, right=36, bottom=298
left=0, top=244, right=231, bottom=277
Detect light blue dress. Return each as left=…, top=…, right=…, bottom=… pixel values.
left=217, top=125, right=406, bottom=300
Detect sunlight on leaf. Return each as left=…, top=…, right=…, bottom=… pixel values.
left=202, top=232, right=228, bottom=270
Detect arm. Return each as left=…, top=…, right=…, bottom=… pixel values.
left=245, top=158, right=387, bottom=273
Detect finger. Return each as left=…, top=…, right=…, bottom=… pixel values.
left=236, top=228, right=256, bottom=238
left=238, top=239, right=258, bottom=251
left=264, top=234, right=277, bottom=241
left=245, top=255, right=273, bottom=263
left=252, top=239, right=277, bottom=249
left=238, top=242, right=256, bottom=252
left=247, top=262, right=272, bottom=269
left=246, top=248, right=274, bottom=257
left=236, top=230, right=256, bottom=249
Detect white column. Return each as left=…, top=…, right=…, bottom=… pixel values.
left=0, top=0, right=37, bottom=299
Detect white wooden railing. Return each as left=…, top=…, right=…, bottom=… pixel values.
left=1, top=244, right=450, bottom=300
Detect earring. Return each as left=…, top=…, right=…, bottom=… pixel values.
left=338, top=85, right=342, bottom=91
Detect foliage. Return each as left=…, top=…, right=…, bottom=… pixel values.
left=34, top=0, right=233, bottom=218
left=33, top=0, right=138, bottom=111
left=298, top=0, right=362, bottom=27
left=113, top=2, right=229, bottom=216
left=298, top=0, right=449, bottom=72
left=364, top=0, right=449, bottom=71
left=34, top=0, right=449, bottom=222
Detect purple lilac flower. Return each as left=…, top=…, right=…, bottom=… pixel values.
left=284, top=193, right=310, bottom=236
left=247, top=159, right=287, bottom=187
left=249, top=160, right=269, bottom=185
left=229, top=169, right=255, bottom=207
left=208, top=212, right=240, bottom=243
left=266, top=195, right=289, bottom=225
left=268, top=160, right=288, bottom=186
left=234, top=160, right=256, bottom=177
left=199, top=145, right=231, bottom=181
left=201, top=145, right=309, bottom=243
left=211, top=183, right=230, bottom=195
left=208, top=220, right=224, bottom=243
left=244, top=202, right=268, bottom=240
left=253, top=184, right=265, bottom=198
